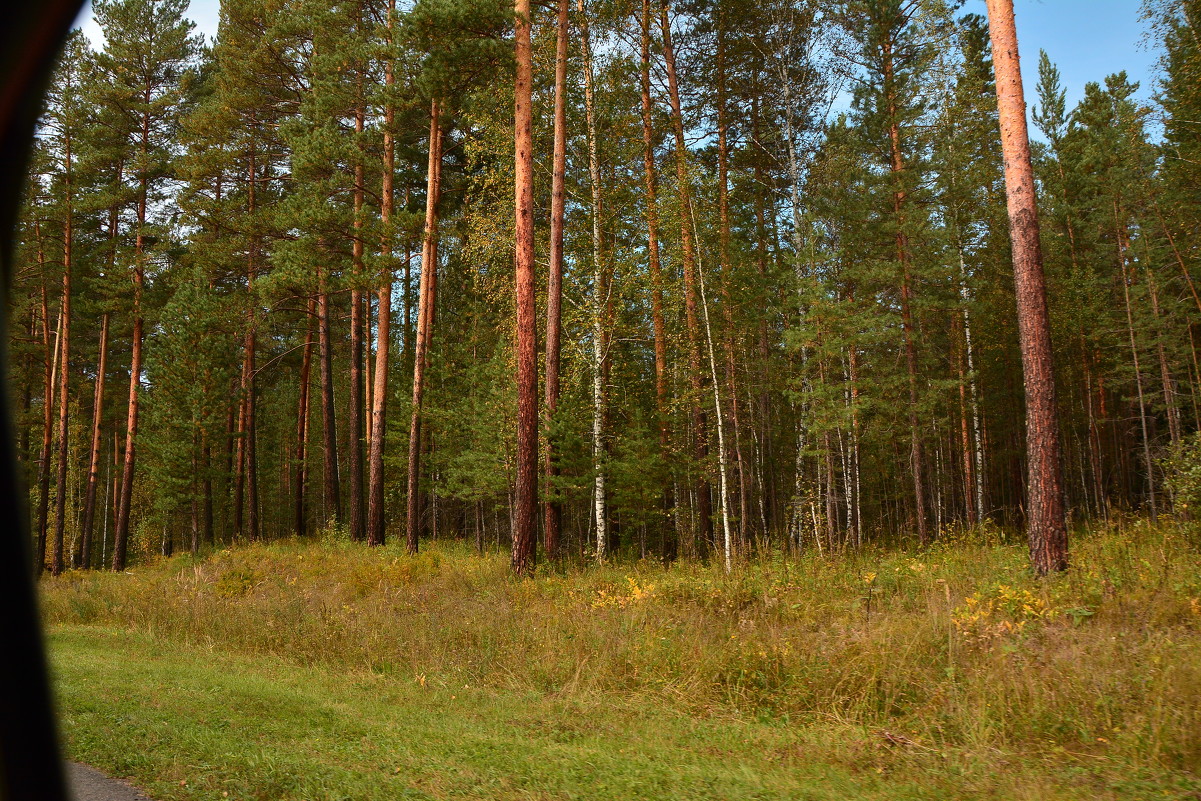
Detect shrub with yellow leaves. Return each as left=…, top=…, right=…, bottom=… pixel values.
left=952, top=584, right=1056, bottom=642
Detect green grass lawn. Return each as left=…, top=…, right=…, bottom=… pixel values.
left=43, top=521, right=1201, bottom=799
left=52, top=626, right=907, bottom=801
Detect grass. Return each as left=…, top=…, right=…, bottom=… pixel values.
left=42, top=518, right=1201, bottom=799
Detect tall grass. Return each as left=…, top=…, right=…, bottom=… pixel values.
left=42, top=518, right=1201, bottom=773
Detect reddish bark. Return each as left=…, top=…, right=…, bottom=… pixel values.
left=52, top=133, right=73, bottom=576
left=349, top=83, right=366, bottom=543
left=543, top=0, right=569, bottom=560
left=113, top=96, right=154, bottom=571
left=512, top=0, right=538, bottom=574
left=660, top=1, right=713, bottom=552
left=294, top=298, right=315, bottom=537
left=35, top=271, right=55, bottom=575
left=368, top=1, right=396, bottom=547
left=986, top=0, right=1068, bottom=574
left=407, top=101, right=443, bottom=555
left=79, top=312, right=108, bottom=569
left=638, top=0, right=674, bottom=560
left=317, top=261, right=341, bottom=527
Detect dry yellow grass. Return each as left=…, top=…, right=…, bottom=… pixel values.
left=42, top=517, right=1201, bottom=785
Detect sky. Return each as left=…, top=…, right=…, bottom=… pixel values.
left=76, top=0, right=1162, bottom=115
left=963, top=0, right=1161, bottom=109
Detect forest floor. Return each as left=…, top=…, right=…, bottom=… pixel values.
left=42, top=519, right=1201, bottom=800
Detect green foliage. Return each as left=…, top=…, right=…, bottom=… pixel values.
left=9, top=0, right=1201, bottom=568
left=43, top=519, right=1201, bottom=798
left=1164, top=432, right=1201, bottom=516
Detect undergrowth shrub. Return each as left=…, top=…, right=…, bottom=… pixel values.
left=40, top=521, right=1201, bottom=770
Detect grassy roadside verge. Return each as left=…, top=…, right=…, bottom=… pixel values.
left=47, top=625, right=1193, bottom=800
left=43, top=520, right=1201, bottom=799
left=52, top=626, right=898, bottom=800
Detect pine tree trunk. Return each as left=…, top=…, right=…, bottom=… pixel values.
left=1147, top=268, right=1182, bottom=449
left=881, top=35, right=927, bottom=544
left=113, top=122, right=150, bottom=571
left=233, top=365, right=248, bottom=537
left=512, top=0, right=539, bottom=574
left=52, top=155, right=73, bottom=575
left=191, top=465, right=200, bottom=556
left=21, top=307, right=34, bottom=465
left=660, top=2, right=713, bottom=551
left=1115, top=211, right=1156, bottom=516
left=318, top=261, right=341, bottom=528
left=295, top=298, right=315, bottom=536
left=348, top=91, right=366, bottom=543
left=544, top=0, right=569, bottom=559
left=848, top=345, right=863, bottom=545
left=751, top=100, right=774, bottom=540
left=639, top=0, right=674, bottom=561
left=245, top=149, right=260, bottom=540
left=79, top=312, right=108, bottom=569
left=986, top=0, right=1068, bottom=573
left=36, top=275, right=57, bottom=576
left=203, top=437, right=213, bottom=544
left=407, top=101, right=442, bottom=556
left=780, top=49, right=815, bottom=553
left=368, top=1, right=396, bottom=547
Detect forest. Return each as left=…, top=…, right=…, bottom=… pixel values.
left=8, top=0, right=1201, bottom=578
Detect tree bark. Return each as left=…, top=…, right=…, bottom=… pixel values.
left=512, top=0, right=538, bottom=574
left=692, top=206, right=734, bottom=573
left=113, top=102, right=151, bottom=571
left=79, top=312, right=108, bottom=569
left=318, top=260, right=340, bottom=528
left=543, top=0, right=569, bottom=559
left=660, top=1, right=713, bottom=551
left=348, top=84, right=367, bottom=543
left=294, top=298, right=315, bottom=536
left=368, top=0, right=397, bottom=547
left=986, top=0, right=1068, bottom=574
left=1147, top=267, right=1182, bottom=450
left=244, top=148, right=260, bottom=540
left=1114, top=211, right=1156, bottom=516
left=35, top=270, right=57, bottom=576
left=880, top=34, right=927, bottom=544
left=579, top=0, right=609, bottom=561
left=714, top=11, right=748, bottom=551
left=52, top=142, right=73, bottom=575
left=407, top=100, right=443, bottom=555
left=638, top=0, right=674, bottom=560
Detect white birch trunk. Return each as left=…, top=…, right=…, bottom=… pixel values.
left=958, top=249, right=986, bottom=522
left=689, top=206, right=734, bottom=573
left=580, top=0, right=608, bottom=559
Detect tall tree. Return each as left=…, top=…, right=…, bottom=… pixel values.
left=543, top=0, right=569, bottom=560
left=985, top=0, right=1068, bottom=573
left=45, top=32, right=89, bottom=574
left=368, top=0, right=398, bottom=548
left=407, top=100, right=443, bottom=555
left=659, top=1, right=713, bottom=553
left=511, top=0, right=538, bottom=574
left=95, top=0, right=201, bottom=570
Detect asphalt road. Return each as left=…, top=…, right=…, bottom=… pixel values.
left=67, top=763, right=153, bottom=801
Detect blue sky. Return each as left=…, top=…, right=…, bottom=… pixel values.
left=77, top=0, right=1161, bottom=113
left=963, top=0, right=1161, bottom=109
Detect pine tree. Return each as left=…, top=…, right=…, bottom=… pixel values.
left=512, top=0, right=538, bottom=574
left=93, top=0, right=201, bottom=570
left=985, top=0, right=1068, bottom=573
